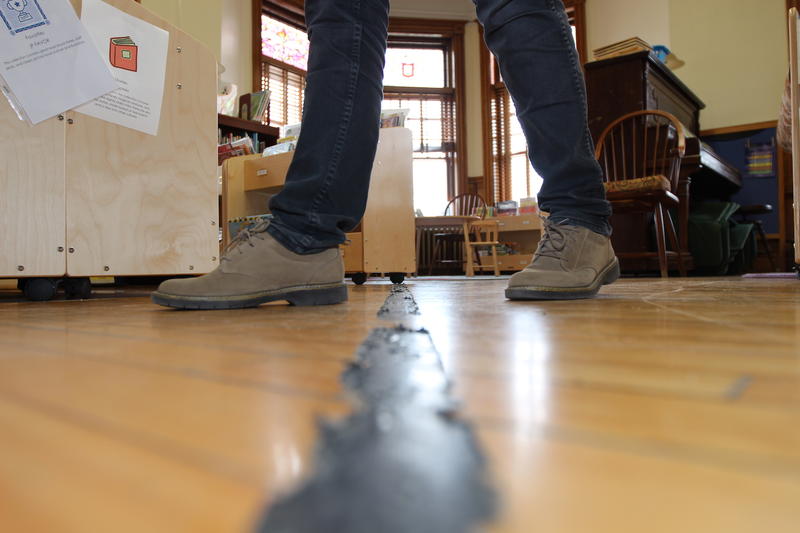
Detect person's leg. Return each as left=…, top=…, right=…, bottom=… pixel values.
left=152, top=0, right=390, bottom=309
left=473, top=0, right=618, bottom=299
left=268, top=0, right=390, bottom=253
left=475, top=0, right=609, bottom=233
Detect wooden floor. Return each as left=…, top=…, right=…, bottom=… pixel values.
left=0, top=276, right=799, bottom=532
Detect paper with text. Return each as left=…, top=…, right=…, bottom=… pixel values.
left=0, top=0, right=117, bottom=124
left=76, top=0, right=169, bottom=136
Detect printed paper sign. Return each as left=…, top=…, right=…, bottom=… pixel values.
left=76, top=0, right=169, bottom=136
left=0, top=0, right=48, bottom=34
left=0, top=0, right=118, bottom=124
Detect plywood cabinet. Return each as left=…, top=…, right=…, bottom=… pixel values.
left=224, top=127, right=417, bottom=282
left=0, top=0, right=218, bottom=282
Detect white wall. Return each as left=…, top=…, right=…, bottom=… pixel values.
left=586, top=0, right=787, bottom=130
left=586, top=0, right=671, bottom=54
left=221, top=0, right=253, bottom=94
left=669, top=0, right=787, bottom=129
left=464, top=22, right=484, bottom=178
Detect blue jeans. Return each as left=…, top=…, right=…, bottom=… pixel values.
left=267, top=0, right=612, bottom=254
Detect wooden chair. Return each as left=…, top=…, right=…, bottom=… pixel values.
left=430, top=193, right=498, bottom=275
left=595, top=110, right=688, bottom=277
left=443, top=193, right=486, bottom=218
left=464, top=220, right=500, bottom=276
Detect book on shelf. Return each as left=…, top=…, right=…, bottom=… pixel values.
left=238, top=90, right=271, bottom=122
left=593, top=37, right=652, bottom=61
left=218, top=136, right=255, bottom=166
left=217, top=128, right=267, bottom=159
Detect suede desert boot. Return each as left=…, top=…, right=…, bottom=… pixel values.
left=152, top=221, right=347, bottom=309
left=505, top=217, right=619, bottom=300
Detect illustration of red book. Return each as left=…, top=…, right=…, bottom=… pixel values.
left=109, top=36, right=138, bottom=72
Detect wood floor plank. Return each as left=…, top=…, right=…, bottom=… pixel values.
left=482, top=426, right=800, bottom=533
left=0, top=397, right=261, bottom=533
left=457, top=378, right=800, bottom=479
left=0, top=355, right=348, bottom=487
left=0, top=277, right=798, bottom=531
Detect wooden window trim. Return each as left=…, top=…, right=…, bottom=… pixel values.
left=479, top=1, right=587, bottom=202
left=564, top=0, right=587, bottom=65
left=253, top=0, right=468, bottom=197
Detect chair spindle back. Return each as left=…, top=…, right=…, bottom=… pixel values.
left=595, top=110, right=686, bottom=192
left=444, top=193, right=488, bottom=218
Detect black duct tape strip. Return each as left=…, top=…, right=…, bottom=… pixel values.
left=377, top=284, right=420, bottom=318
left=255, top=326, right=496, bottom=533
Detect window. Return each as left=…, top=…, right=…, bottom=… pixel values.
left=384, top=47, right=445, bottom=88
left=261, top=14, right=308, bottom=71
left=383, top=33, right=460, bottom=216
left=383, top=90, right=456, bottom=218
left=256, top=2, right=308, bottom=127
left=482, top=0, right=587, bottom=204
left=256, top=5, right=466, bottom=214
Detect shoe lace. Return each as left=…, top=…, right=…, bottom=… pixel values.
left=534, top=216, right=572, bottom=260
left=221, top=220, right=270, bottom=262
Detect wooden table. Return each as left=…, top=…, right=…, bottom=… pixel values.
left=415, top=215, right=542, bottom=275
left=415, top=216, right=479, bottom=275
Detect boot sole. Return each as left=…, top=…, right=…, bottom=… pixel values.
left=504, top=258, right=620, bottom=301
left=151, top=283, right=348, bottom=310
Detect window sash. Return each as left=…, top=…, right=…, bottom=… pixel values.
left=483, top=2, right=585, bottom=203
left=257, top=3, right=464, bottom=200
left=260, top=58, right=306, bottom=129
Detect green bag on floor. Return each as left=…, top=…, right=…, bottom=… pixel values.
left=688, top=201, right=754, bottom=275
left=728, top=221, right=756, bottom=275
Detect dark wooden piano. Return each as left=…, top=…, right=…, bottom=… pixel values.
left=585, top=50, right=742, bottom=271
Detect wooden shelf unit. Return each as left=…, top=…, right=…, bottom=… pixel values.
left=218, top=114, right=279, bottom=139
left=477, top=214, right=542, bottom=272
left=217, top=114, right=279, bottom=155
left=1, top=0, right=219, bottom=282
left=223, top=128, right=417, bottom=280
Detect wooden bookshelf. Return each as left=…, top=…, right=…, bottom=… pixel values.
left=217, top=114, right=279, bottom=141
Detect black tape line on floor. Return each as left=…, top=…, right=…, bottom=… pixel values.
left=255, top=326, right=496, bottom=533
left=377, top=284, right=420, bottom=318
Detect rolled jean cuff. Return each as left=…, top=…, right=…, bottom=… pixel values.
left=266, top=219, right=329, bottom=255
left=552, top=214, right=613, bottom=237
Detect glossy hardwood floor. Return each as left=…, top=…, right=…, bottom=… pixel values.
left=0, top=276, right=798, bottom=532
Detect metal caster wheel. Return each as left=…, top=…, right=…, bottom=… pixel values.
left=351, top=272, right=367, bottom=285
left=64, top=277, right=92, bottom=300
left=21, top=278, right=58, bottom=301
left=389, top=273, right=405, bottom=284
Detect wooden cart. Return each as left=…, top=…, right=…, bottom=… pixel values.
left=788, top=8, right=800, bottom=276
left=0, top=0, right=218, bottom=300
left=223, top=127, right=417, bottom=284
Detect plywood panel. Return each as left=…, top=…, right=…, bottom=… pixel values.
left=0, top=103, right=66, bottom=277
left=65, top=0, right=218, bottom=276
left=342, top=232, right=364, bottom=272
left=362, top=127, right=416, bottom=274
left=221, top=154, right=269, bottom=247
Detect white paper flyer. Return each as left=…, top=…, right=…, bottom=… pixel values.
left=76, top=0, right=169, bottom=136
left=0, top=0, right=118, bottom=124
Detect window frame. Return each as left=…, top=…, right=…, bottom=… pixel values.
left=479, top=0, right=587, bottom=203
left=253, top=2, right=468, bottom=200
left=387, top=18, right=466, bottom=200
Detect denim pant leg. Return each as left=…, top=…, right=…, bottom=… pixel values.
left=474, top=0, right=612, bottom=235
left=267, top=0, right=390, bottom=254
